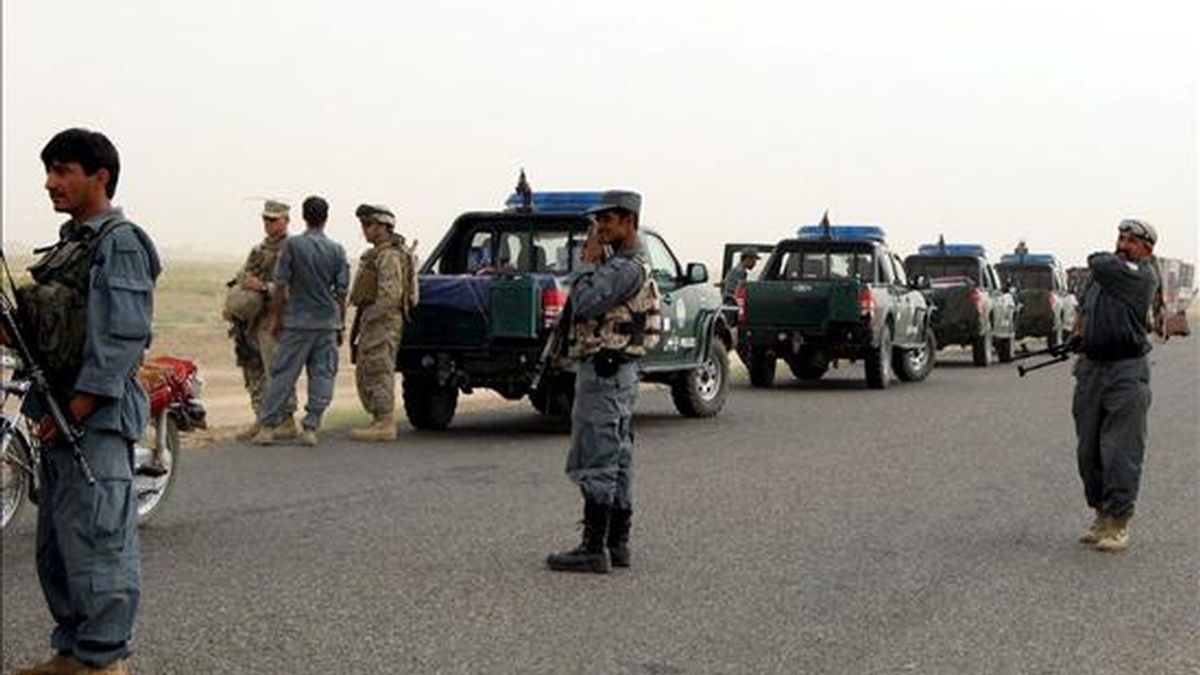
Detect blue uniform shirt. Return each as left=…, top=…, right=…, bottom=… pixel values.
left=570, top=239, right=647, bottom=321
left=274, top=228, right=350, bottom=330
left=68, top=208, right=160, bottom=441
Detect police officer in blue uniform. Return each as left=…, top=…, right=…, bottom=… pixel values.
left=546, top=190, right=662, bottom=574
left=1072, top=219, right=1159, bottom=553
left=6, top=129, right=159, bottom=675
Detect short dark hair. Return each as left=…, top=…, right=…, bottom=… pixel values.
left=40, top=128, right=120, bottom=198
left=303, top=196, right=329, bottom=226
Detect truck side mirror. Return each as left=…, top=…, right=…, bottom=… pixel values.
left=686, top=262, right=708, bottom=285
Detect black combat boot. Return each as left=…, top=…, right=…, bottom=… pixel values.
left=546, top=501, right=611, bottom=573
left=607, top=507, right=632, bottom=568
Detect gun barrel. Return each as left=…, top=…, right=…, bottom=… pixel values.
left=1017, top=354, right=1070, bottom=377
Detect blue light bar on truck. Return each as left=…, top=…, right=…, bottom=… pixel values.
left=503, top=191, right=604, bottom=213
left=916, top=243, right=987, bottom=258
left=999, top=253, right=1059, bottom=266
left=796, top=225, right=887, bottom=242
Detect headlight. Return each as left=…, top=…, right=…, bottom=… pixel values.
left=186, top=374, right=204, bottom=399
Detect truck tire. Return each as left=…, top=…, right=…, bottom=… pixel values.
left=972, top=324, right=994, bottom=367
left=403, top=376, right=459, bottom=430
left=671, top=340, right=729, bottom=418
left=748, top=347, right=776, bottom=389
left=788, top=350, right=829, bottom=380
left=895, top=330, right=936, bottom=382
left=995, top=335, right=1014, bottom=363
left=865, top=326, right=893, bottom=390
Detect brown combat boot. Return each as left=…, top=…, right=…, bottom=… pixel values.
left=73, top=658, right=132, bottom=674
left=1095, top=515, right=1132, bottom=552
left=251, top=420, right=290, bottom=445
left=349, top=414, right=397, bottom=442
left=274, top=416, right=298, bottom=440
left=14, top=654, right=83, bottom=675
left=235, top=422, right=261, bottom=441
left=1079, top=509, right=1110, bottom=544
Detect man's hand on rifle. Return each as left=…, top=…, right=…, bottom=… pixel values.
left=37, top=393, right=98, bottom=443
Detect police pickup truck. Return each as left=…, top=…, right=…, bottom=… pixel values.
left=903, top=241, right=1017, bottom=366
left=735, top=223, right=935, bottom=389
left=396, top=190, right=732, bottom=430
left=995, top=249, right=1078, bottom=348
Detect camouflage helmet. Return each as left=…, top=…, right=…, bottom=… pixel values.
left=223, top=282, right=264, bottom=322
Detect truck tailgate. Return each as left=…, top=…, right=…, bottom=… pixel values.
left=745, top=280, right=862, bottom=330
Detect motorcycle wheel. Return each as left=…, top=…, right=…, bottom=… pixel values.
left=1, top=428, right=33, bottom=533
left=135, top=413, right=180, bottom=526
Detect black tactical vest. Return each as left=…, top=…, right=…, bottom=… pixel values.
left=16, top=220, right=127, bottom=388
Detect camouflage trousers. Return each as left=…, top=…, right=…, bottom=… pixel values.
left=565, top=359, right=639, bottom=509
left=355, top=316, right=404, bottom=418
left=242, top=321, right=296, bottom=418
left=1072, top=356, right=1152, bottom=519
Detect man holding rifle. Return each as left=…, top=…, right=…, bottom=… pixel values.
left=2, top=129, right=159, bottom=674
left=1072, top=219, right=1159, bottom=553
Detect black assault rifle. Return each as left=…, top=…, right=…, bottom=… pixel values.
left=529, top=294, right=572, bottom=394
left=0, top=249, right=95, bottom=484
left=1012, top=339, right=1078, bottom=378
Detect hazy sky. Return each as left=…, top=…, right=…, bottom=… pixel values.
left=3, top=0, right=1197, bottom=270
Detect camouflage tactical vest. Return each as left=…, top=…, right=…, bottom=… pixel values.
left=349, top=234, right=419, bottom=313
left=16, top=220, right=128, bottom=386
left=569, top=255, right=662, bottom=359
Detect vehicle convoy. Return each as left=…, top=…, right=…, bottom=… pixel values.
left=996, top=246, right=1078, bottom=348
left=734, top=222, right=935, bottom=389
left=903, top=241, right=1017, bottom=366
left=396, top=187, right=733, bottom=430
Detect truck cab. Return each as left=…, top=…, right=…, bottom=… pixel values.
left=738, top=224, right=934, bottom=389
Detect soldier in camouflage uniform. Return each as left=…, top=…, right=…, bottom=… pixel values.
left=546, top=190, right=662, bottom=574
left=1072, top=219, right=1159, bottom=553
left=348, top=204, right=419, bottom=442
left=223, top=199, right=297, bottom=440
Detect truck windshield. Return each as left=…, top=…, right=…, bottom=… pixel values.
left=998, top=265, right=1053, bottom=290
left=434, top=220, right=586, bottom=275
left=906, top=257, right=980, bottom=284
left=773, top=246, right=875, bottom=282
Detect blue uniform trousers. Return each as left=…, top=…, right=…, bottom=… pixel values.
left=1072, top=356, right=1152, bottom=518
left=566, top=359, right=638, bottom=509
left=259, top=328, right=339, bottom=431
left=37, top=428, right=140, bottom=667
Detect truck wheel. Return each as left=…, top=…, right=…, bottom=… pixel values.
left=972, top=325, right=994, bottom=367
left=788, top=351, right=829, bottom=380
left=894, top=331, right=936, bottom=382
left=672, top=340, right=729, bottom=418
left=748, top=347, right=776, bottom=389
left=865, top=326, right=893, bottom=389
left=403, top=376, right=459, bottom=430
left=995, top=335, right=1014, bottom=363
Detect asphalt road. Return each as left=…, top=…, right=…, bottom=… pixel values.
left=3, top=341, right=1197, bottom=675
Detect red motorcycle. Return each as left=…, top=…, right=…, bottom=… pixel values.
left=2, top=355, right=204, bottom=531
left=132, top=356, right=206, bottom=523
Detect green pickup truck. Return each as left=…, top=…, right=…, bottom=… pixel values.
left=397, top=190, right=733, bottom=430
left=996, top=250, right=1078, bottom=348
left=735, top=224, right=935, bottom=389
left=903, top=242, right=1018, bottom=366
